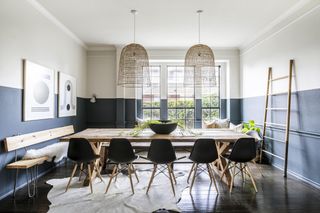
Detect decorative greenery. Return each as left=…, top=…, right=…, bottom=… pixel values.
left=242, top=120, right=261, bottom=134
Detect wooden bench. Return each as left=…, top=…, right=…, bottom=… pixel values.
left=5, top=125, right=74, bottom=197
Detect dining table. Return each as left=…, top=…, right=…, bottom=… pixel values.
left=61, top=128, right=251, bottom=186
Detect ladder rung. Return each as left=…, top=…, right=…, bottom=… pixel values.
left=264, top=122, right=286, bottom=127
left=262, top=150, right=285, bottom=160
left=267, top=107, right=288, bottom=110
left=264, top=136, right=286, bottom=143
left=266, top=108, right=287, bottom=111
left=270, top=75, right=289, bottom=81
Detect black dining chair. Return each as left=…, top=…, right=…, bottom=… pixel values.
left=105, top=138, right=139, bottom=194
left=66, top=138, right=103, bottom=193
left=187, top=139, right=219, bottom=193
left=220, top=138, right=258, bottom=193
left=246, top=130, right=264, bottom=177
left=146, top=139, right=177, bottom=196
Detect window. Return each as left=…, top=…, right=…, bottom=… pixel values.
left=167, top=66, right=195, bottom=128
left=201, top=67, right=220, bottom=122
left=142, top=66, right=161, bottom=120
left=141, top=63, right=221, bottom=127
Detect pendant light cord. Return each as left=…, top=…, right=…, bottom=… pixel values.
left=198, top=11, right=201, bottom=44
left=131, top=9, right=137, bottom=43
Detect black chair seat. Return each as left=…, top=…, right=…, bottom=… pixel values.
left=109, top=155, right=138, bottom=164
left=227, top=138, right=256, bottom=162
left=108, top=138, right=138, bottom=163
left=189, top=139, right=218, bottom=163
left=147, top=139, right=176, bottom=164
left=68, top=138, right=99, bottom=163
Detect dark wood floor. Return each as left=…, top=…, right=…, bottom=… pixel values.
left=0, top=162, right=320, bottom=213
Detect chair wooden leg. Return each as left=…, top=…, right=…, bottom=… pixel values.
left=105, top=164, right=118, bottom=194
left=79, top=163, right=83, bottom=181
left=207, top=164, right=218, bottom=192
left=187, top=163, right=196, bottom=183
left=240, top=163, right=245, bottom=182
left=252, top=160, right=264, bottom=177
left=114, top=165, right=119, bottom=182
left=220, top=161, right=230, bottom=180
left=210, top=164, right=219, bottom=193
left=130, top=164, right=139, bottom=183
left=189, top=163, right=198, bottom=194
left=206, top=163, right=213, bottom=183
left=94, top=164, right=104, bottom=183
left=229, top=162, right=236, bottom=193
left=167, top=164, right=176, bottom=196
left=245, top=163, right=258, bottom=193
left=127, top=164, right=134, bottom=194
left=87, top=164, right=93, bottom=194
left=66, top=163, right=78, bottom=192
left=168, top=163, right=177, bottom=184
left=146, top=164, right=157, bottom=194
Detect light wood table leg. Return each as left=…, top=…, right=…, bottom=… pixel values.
left=83, top=142, right=102, bottom=186
left=213, top=141, right=232, bottom=186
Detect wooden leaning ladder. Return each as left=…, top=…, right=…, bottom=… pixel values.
left=259, top=59, right=294, bottom=177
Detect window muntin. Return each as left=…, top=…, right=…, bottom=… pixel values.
left=142, top=66, right=161, bottom=120
left=167, top=66, right=195, bottom=128
left=201, top=66, right=220, bottom=122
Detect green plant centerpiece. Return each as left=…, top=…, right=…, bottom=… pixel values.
left=242, top=120, right=261, bottom=134
left=130, top=120, right=184, bottom=136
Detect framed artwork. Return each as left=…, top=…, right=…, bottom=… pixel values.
left=23, top=60, right=55, bottom=121
left=58, top=72, right=77, bottom=117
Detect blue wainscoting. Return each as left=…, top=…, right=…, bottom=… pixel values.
left=0, top=86, right=87, bottom=199
left=241, top=88, right=320, bottom=188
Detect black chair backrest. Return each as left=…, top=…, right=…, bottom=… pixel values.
left=68, top=138, right=96, bottom=162
left=108, top=138, right=136, bottom=163
left=189, top=139, right=218, bottom=163
left=228, top=138, right=256, bottom=162
left=147, top=139, right=176, bottom=164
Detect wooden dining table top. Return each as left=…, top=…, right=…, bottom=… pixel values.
left=61, top=128, right=250, bottom=143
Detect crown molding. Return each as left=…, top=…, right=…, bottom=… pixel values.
left=87, top=44, right=116, bottom=51
left=240, top=0, right=320, bottom=55
left=26, top=0, right=87, bottom=49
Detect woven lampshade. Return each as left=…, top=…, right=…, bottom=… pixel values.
left=117, top=43, right=150, bottom=87
left=184, top=44, right=216, bottom=86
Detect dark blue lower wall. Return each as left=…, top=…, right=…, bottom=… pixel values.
left=0, top=86, right=87, bottom=199
left=241, top=88, right=320, bottom=187
left=86, top=97, right=241, bottom=128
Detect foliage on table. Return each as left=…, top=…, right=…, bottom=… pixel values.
left=242, top=120, right=261, bottom=133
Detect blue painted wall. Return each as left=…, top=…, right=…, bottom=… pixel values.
left=241, top=88, right=320, bottom=187
left=0, top=86, right=87, bottom=199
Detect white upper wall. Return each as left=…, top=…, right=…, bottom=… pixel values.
left=87, top=47, right=240, bottom=99
left=87, top=50, right=116, bottom=98
left=0, top=0, right=87, bottom=98
left=240, top=4, right=320, bottom=98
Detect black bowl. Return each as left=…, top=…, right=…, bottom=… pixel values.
left=149, top=122, right=178, bottom=134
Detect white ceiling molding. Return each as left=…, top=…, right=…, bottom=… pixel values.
left=87, top=44, right=116, bottom=51
left=240, top=0, right=320, bottom=55
left=26, top=0, right=87, bottom=49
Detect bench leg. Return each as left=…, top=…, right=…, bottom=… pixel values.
left=13, top=169, right=19, bottom=198
left=26, top=165, right=38, bottom=198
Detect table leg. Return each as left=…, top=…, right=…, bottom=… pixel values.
left=83, top=142, right=102, bottom=186
left=213, top=142, right=232, bottom=186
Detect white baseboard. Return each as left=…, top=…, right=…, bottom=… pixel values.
left=272, top=163, right=320, bottom=190
left=0, top=160, right=66, bottom=200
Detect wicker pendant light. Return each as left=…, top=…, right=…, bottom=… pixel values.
left=184, top=10, right=216, bottom=86
left=118, top=10, right=150, bottom=87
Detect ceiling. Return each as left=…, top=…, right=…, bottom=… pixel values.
left=38, top=0, right=301, bottom=48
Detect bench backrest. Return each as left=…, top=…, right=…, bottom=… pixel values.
left=4, top=125, right=74, bottom=152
